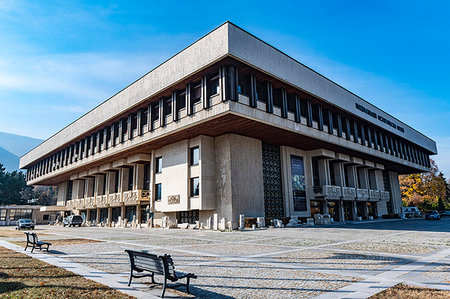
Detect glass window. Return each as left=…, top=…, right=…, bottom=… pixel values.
left=291, top=155, right=307, bottom=211
left=190, top=177, right=200, bottom=197
left=287, top=94, right=296, bottom=113
left=128, top=167, right=134, bottom=191
left=273, top=88, right=282, bottom=108
left=144, top=163, right=150, bottom=190
left=0, top=209, right=6, bottom=221
left=192, top=82, right=201, bottom=104
left=155, top=183, right=162, bottom=201
left=256, top=80, right=267, bottom=103
left=155, top=157, right=162, bottom=173
left=177, top=91, right=186, bottom=110
left=190, top=147, right=199, bottom=166
left=209, top=75, right=219, bottom=96
left=238, top=73, right=250, bottom=96
left=114, top=170, right=119, bottom=193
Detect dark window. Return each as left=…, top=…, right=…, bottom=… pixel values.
left=89, top=178, right=95, bottom=197
left=190, top=147, right=199, bottom=166
left=329, top=161, right=336, bottom=185
left=141, top=110, right=148, bottom=127
left=102, top=174, right=107, bottom=195
left=255, top=80, right=267, bottom=103
left=67, top=181, right=73, bottom=201
left=127, top=167, right=133, bottom=191
left=114, top=170, right=119, bottom=193
left=177, top=91, right=186, bottom=110
left=190, top=177, right=200, bottom=197
left=238, top=73, right=250, bottom=96
left=349, top=119, right=355, bottom=138
left=155, top=157, right=162, bottom=173
left=122, top=118, right=128, bottom=137
left=177, top=210, right=199, bottom=224
left=152, top=102, right=159, bottom=121
left=312, top=158, right=320, bottom=187
left=323, top=109, right=330, bottom=126
left=43, top=214, right=49, bottom=221
left=131, top=113, right=137, bottom=131
left=114, top=123, right=119, bottom=139
left=287, top=94, right=296, bottom=113
left=273, top=88, right=282, bottom=108
left=164, top=97, right=172, bottom=117
left=300, top=98, right=308, bottom=118
left=332, top=112, right=339, bottom=129
left=192, top=82, right=201, bottom=104
left=155, top=183, right=162, bottom=201
left=144, top=163, right=150, bottom=190
left=312, top=104, right=319, bottom=122
left=209, top=75, right=219, bottom=96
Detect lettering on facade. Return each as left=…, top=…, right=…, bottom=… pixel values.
left=168, top=195, right=180, bottom=205
left=355, top=103, right=405, bottom=133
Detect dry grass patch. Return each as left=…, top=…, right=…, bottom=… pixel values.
left=0, top=246, right=134, bottom=298
left=13, top=238, right=103, bottom=247
left=0, top=229, right=48, bottom=238
left=370, top=283, right=450, bottom=298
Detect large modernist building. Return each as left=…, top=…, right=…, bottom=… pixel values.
left=20, top=22, right=437, bottom=227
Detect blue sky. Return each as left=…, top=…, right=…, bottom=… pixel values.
left=0, top=0, right=449, bottom=176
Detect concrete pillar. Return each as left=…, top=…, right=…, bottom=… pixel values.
left=137, top=204, right=141, bottom=223
left=108, top=207, right=112, bottom=226
left=120, top=168, right=128, bottom=192
left=364, top=203, right=369, bottom=219
left=323, top=200, right=329, bottom=214
left=318, top=159, right=330, bottom=185
left=339, top=201, right=345, bottom=222
left=121, top=205, right=126, bottom=221
left=96, top=208, right=100, bottom=223
left=86, top=210, right=90, bottom=223
left=389, top=171, right=402, bottom=215
left=352, top=201, right=358, bottom=220
left=135, top=164, right=144, bottom=190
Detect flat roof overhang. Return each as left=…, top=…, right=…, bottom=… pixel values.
left=30, top=112, right=428, bottom=186
left=21, top=22, right=437, bottom=170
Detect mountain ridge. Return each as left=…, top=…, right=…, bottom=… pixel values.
left=0, top=131, right=43, bottom=171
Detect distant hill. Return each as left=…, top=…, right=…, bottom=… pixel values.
left=0, top=146, right=20, bottom=171
left=0, top=131, right=43, bottom=171
left=0, top=131, right=43, bottom=157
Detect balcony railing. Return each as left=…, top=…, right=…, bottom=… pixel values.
left=342, top=187, right=356, bottom=200
left=380, top=191, right=390, bottom=201
left=369, top=190, right=381, bottom=201
left=109, top=193, right=122, bottom=206
left=314, top=185, right=342, bottom=200
left=123, top=190, right=138, bottom=205
left=356, top=188, right=369, bottom=200
left=96, top=195, right=108, bottom=208
left=85, top=196, right=96, bottom=209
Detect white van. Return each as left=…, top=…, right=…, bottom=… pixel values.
left=402, top=207, right=422, bottom=218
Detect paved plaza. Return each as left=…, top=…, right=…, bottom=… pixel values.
left=1, top=218, right=449, bottom=298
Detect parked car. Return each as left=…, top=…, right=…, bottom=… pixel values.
left=440, top=210, right=450, bottom=217
left=425, top=210, right=441, bottom=220
left=402, top=207, right=422, bottom=218
left=16, top=219, right=35, bottom=230
left=63, top=215, right=83, bottom=227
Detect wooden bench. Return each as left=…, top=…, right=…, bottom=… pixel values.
left=24, top=232, right=51, bottom=253
left=125, top=249, right=197, bottom=298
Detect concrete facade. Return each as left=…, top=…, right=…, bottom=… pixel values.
left=19, top=22, right=436, bottom=227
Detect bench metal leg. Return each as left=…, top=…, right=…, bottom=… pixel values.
left=161, top=277, right=167, bottom=298
left=151, top=272, right=155, bottom=284
left=31, top=244, right=35, bottom=253
left=186, top=277, right=191, bottom=294
left=24, top=243, right=28, bottom=251
left=128, top=269, right=133, bottom=286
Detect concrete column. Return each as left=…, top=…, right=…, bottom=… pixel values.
left=334, top=163, right=345, bottom=186
left=135, top=164, right=144, bottom=190
left=364, top=203, right=369, bottom=219
left=108, top=207, right=112, bottom=226
left=96, top=209, right=100, bottom=223
left=86, top=210, right=90, bottom=223
left=121, top=205, right=126, bottom=221
left=352, top=201, right=358, bottom=220
left=345, top=165, right=357, bottom=187
left=119, top=169, right=126, bottom=193
left=318, top=159, right=330, bottom=185
left=339, top=201, right=345, bottom=222
left=137, top=205, right=141, bottom=223
left=389, top=171, right=402, bottom=215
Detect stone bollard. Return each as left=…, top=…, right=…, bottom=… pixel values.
left=257, top=217, right=265, bottom=228
left=219, top=218, right=227, bottom=230
left=206, top=217, right=212, bottom=230
left=213, top=214, right=219, bottom=230
left=239, top=214, right=245, bottom=230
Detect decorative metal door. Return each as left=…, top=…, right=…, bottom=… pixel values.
left=262, top=143, right=284, bottom=218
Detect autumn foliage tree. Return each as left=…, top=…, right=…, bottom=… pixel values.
left=399, top=160, right=449, bottom=211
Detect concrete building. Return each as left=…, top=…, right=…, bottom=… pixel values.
left=0, top=205, right=50, bottom=226
left=19, top=22, right=437, bottom=227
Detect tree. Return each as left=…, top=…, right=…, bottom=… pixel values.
left=0, top=163, right=31, bottom=205
left=399, top=160, right=448, bottom=210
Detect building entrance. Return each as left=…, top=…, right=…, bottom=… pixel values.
left=262, top=143, right=284, bottom=218
left=343, top=202, right=353, bottom=221
left=328, top=201, right=340, bottom=222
